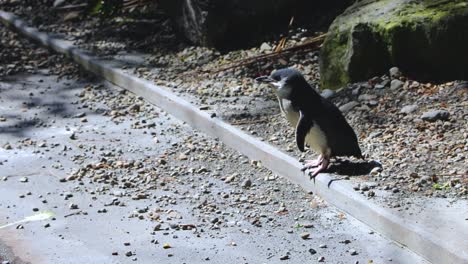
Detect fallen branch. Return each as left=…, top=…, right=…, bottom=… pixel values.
left=212, top=34, right=326, bottom=73
left=64, top=210, right=83, bottom=218
left=192, top=33, right=326, bottom=75
left=54, top=3, right=88, bottom=11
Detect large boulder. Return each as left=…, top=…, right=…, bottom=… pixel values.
left=320, top=0, right=468, bottom=90
left=159, top=0, right=353, bottom=50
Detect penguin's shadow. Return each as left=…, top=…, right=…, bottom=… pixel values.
left=326, top=159, right=381, bottom=176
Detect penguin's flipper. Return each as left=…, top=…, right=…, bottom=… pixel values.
left=295, top=111, right=312, bottom=152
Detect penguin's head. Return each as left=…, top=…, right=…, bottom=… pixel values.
left=255, top=68, right=309, bottom=100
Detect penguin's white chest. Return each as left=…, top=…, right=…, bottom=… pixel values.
left=279, top=98, right=330, bottom=156
left=304, top=124, right=329, bottom=155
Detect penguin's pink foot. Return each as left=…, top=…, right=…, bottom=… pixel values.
left=301, top=156, right=323, bottom=171
left=308, top=158, right=330, bottom=180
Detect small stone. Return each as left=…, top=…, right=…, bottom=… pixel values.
left=318, top=256, right=325, bottom=262
left=66, top=174, right=77, bottom=181
left=360, top=184, right=369, bottom=191
left=390, top=79, right=404, bottom=90
left=321, top=89, right=335, bottom=99
left=279, top=254, right=289, bottom=260
left=339, top=101, right=359, bottom=113
left=163, top=243, right=171, bottom=249
left=358, top=94, right=377, bottom=101
left=389, top=67, right=401, bottom=79
left=352, top=87, right=360, bottom=95
left=178, top=153, right=188, bottom=160
left=241, top=179, right=252, bottom=188
left=400, top=105, right=418, bottom=114
left=308, top=248, right=317, bottom=255
left=353, top=184, right=360, bottom=191
left=112, top=252, right=118, bottom=256
left=19, top=177, right=29, bottom=183
left=368, top=131, right=382, bottom=139
left=410, top=81, right=420, bottom=88
left=3, top=143, right=12, bottom=150
left=69, top=203, right=78, bottom=210
left=132, top=193, right=148, bottom=200
left=224, top=175, right=235, bottom=183
left=319, top=244, right=327, bottom=248
left=32, top=208, right=39, bottom=212
left=421, top=110, right=450, bottom=122
left=349, top=249, right=358, bottom=255
left=259, top=42, right=272, bottom=52
left=300, top=232, right=310, bottom=239
left=73, top=112, right=86, bottom=118
left=125, top=251, right=133, bottom=257
left=69, top=133, right=77, bottom=140
left=44, top=223, right=50, bottom=228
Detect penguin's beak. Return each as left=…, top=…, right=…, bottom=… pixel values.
left=255, top=76, right=275, bottom=83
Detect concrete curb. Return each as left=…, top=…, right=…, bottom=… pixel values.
left=1, top=10, right=465, bottom=264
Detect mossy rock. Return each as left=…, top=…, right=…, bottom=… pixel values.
left=320, top=0, right=468, bottom=90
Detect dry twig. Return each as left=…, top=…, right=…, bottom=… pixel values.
left=190, top=33, right=326, bottom=76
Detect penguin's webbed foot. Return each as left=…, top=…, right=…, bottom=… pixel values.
left=308, top=168, right=323, bottom=180
left=306, top=158, right=329, bottom=180
left=301, top=156, right=323, bottom=171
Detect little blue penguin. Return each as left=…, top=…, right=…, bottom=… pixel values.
left=256, top=68, right=363, bottom=178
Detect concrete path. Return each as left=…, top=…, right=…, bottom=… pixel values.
left=0, top=73, right=428, bottom=264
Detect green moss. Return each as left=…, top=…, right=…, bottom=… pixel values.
left=320, top=0, right=468, bottom=89
left=320, top=31, right=351, bottom=89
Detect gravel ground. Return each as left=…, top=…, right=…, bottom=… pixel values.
left=0, top=22, right=430, bottom=263
left=3, top=0, right=465, bottom=203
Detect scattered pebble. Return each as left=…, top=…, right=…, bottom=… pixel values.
left=389, top=67, right=401, bottom=79
left=163, top=243, right=171, bottom=249
left=400, top=105, right=418, bottom=114
left=19, top=177, right=29, bottom=183
left=390, top=79, right=404, bottom=90
left=421, top=110, right=450, bottom=122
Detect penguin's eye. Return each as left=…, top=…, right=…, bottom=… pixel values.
left=270, top=73, right=281, bottom=81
